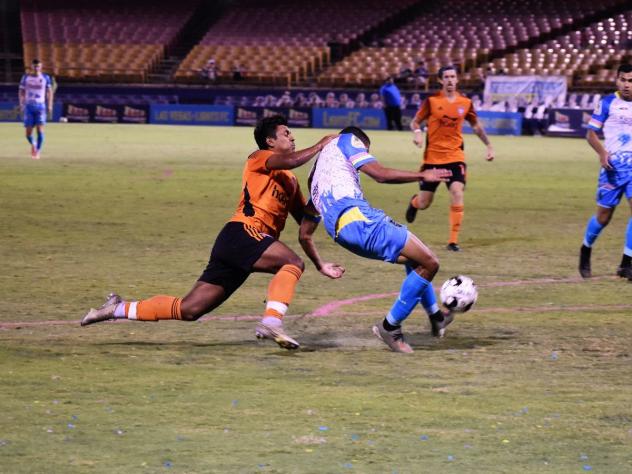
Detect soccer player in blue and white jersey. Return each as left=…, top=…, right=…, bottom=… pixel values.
left=18, top=59, right=53, bottom=160
left=579, top=64, right=632, bottom=281
left=300, top=126, right=452, bottom=353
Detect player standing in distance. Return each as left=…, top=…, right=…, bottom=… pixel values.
left=18, top=59, right=53, bottom=160
left=304, top=126, right=453, bottom=353
left=405, top=65, right=495, bottom=251
left=579, top=64, right=632, bottom=281
left=81, top=115, right=344, bottom=349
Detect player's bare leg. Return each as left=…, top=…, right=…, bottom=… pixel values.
left=405, top=190, right=434, bottom=223
left=251, top=241, right=305, bottom=349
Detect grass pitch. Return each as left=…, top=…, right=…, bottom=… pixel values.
left=1, top=123, right=631, bottom=473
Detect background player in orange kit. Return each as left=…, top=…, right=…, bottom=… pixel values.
left=406, top=65, right=495, bottom=251
left=81, top=115, right=343, bottom=350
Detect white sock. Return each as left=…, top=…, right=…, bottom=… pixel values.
left=113, top=303, right=126, bottom=318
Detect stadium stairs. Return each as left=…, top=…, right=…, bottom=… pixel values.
left=0, top=0, right=23, bottom=83
left=146, top=0, right=228, bottom=84
left=296, top=0, right=429, bottom=87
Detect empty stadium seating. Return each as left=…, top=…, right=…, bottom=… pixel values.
left=20, top=0, right=197, bottom=82
left=174, top=0, right=417, bottom=85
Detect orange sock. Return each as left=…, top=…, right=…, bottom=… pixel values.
left=449, top=205, right=464, bottom=244
left=264, top=264, right=303, bottom=319
left=125, top=295, right=182, bottom=321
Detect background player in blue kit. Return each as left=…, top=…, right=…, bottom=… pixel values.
left=302, top=126, right=453, bottom=353
left=18, top=59, right=53, bottom=160
left=579, top=64, right=632, bottom=281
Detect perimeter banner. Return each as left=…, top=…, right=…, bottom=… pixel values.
left=484, top=76, right=567, bottom=104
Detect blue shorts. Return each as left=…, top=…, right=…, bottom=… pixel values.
left=334, top=204, right=409, bottom=263
left=23, top=103, right=46, bottom=127
left=596, top=168, right=632, bottom=208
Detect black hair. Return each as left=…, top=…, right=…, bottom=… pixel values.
left=32, top=58, right=41, bottom=65
left=340, top=126, right=370, bottom=148
left=438, top=65, right=458, bottom=79
left=617, top=64, right=632, bottom=75
left=254, top=114, right=288, bottom=150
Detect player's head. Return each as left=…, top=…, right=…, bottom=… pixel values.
left=438, top=65, right=459, bottom=92
left=616, top=64, right=632, bottom=99
left=31, top=58, right=42, bottom=74
left=340, top=126, right=370, bottom=149
left=254, top=114, right=295, bottom=152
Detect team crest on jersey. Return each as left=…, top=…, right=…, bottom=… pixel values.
left=457, top=107, right=465, bottom=116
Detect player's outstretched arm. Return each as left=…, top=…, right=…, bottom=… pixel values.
left=360, top=161, right=451, bottom=184
left=586, top=129, right=612, bottom=170
left=472, top=122, right=494, bottom=161
left=298, top=214, right=345, bottom=279
left=266, top=134, right=338, bottom=170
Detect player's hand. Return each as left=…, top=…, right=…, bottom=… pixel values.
left=412, top=131, right=424, bottom=148
left=486, top=144, right=495, bottom=161
left=316, top=134, right=339, bottom=151
left=599, top=152, right=613, bottom=170
left=420, top=168, right=452, bottom=182
left=319, top=262, right=345, bottom=279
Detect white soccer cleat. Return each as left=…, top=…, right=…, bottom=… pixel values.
left=80, top=293, right=122, bottom=326
left=255, top=322, right=300, bottom=350
left=372, top=324, right=413, bottom=353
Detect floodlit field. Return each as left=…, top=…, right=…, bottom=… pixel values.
left=1, top=123, right=631, bottom=473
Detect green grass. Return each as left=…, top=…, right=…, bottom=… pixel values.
left=1, top=123, right=631, bottom=473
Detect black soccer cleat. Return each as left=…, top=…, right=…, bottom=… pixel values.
left=428, top=309, right=454, bottom=338
left=579, top=245, right=592, bottom=278
left=616, top=266, right=632, bottom=281
left=405, top=195, right=418, bottom=223
left=446, top=242, right=461, bottom=252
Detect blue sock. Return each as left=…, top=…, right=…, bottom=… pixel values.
left=419, top=282, right=440, bottom=316
left=625, top=217, right=632, bottom=257
left=386, top=271, right=430, bottom=325
left=36, top=131, right=44, bottom=151
left=26, top=135, right=33, bottom=145
left=583, top=215, right=604, bottom=247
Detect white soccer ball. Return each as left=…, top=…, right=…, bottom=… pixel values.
left=440, top=275, right=478, bottom=312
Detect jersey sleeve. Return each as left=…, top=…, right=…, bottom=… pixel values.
left=18, top=75, right=26, bottom=89
left=246, top=150, right=274, bottom=173
left=44, top=74, right=52, bottom=89
left=588, top=95, right=612, bottom=131
left=414, top=98, right=431, bottom=123
left=336, top=133, right=376, bottom=169
left=465, top=101, right=478, bottom=126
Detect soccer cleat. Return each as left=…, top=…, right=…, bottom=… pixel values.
left=80, top=293, right=122, bottom=326
left=616, top=266, right=632, bottom=281
left=405, top=195, right=419, bottom=223
left=255, top=323, right=300, bottom=350
left=372, top=323, right=413, bottom=353
left=81, top=304, right=117, bottom=326
left=429, top=309, right=454, bottom=338
left=446, top=242, right=461, bottom=252
left=579, top=245, right=592, bottom=278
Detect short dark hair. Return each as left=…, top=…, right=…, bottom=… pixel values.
left=32, top=58, right=41, bottom=65
left=438, top=65, right=458, bottom=79
left=254, top=114, right=288, bottom=150
left=340, top=126, right=370, bottom=148
left=617, top=64, right=632, bottom=75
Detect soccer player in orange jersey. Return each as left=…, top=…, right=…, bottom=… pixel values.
left=81, top=115, right=344, bottom=350
left=406, top=65, right=495, bottom=251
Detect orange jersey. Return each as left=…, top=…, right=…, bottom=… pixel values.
left=230, top=150, right=306, bottom=239
left=414, top=91, right=478, bottom=164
